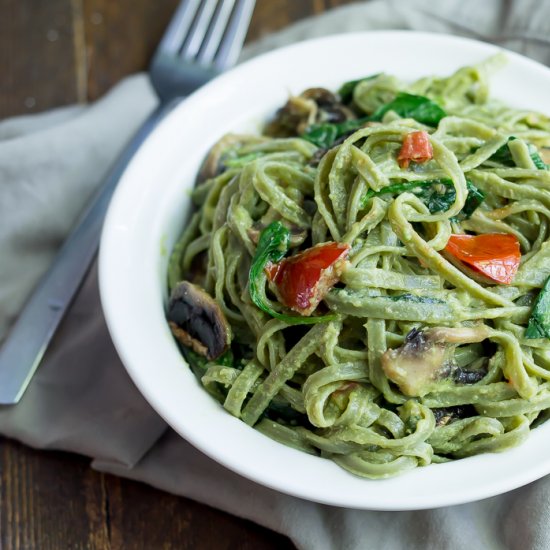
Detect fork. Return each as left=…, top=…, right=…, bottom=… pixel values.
left=0, top=0, right=256, bottom=405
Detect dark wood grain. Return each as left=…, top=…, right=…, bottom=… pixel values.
left=0, top=0, right=357, bottom=547
left=0, top=0, right=79, bottom=116
left=82, top=0, right=181, bottom=100
left=0, top=438, right=294, bottom=550
left=0, top=0, right=359, bottom=117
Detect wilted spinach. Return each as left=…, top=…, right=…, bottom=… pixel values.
left=361, top=178, right=484, bottom=220
left=370, top=93, right=447, bottom=127
left=525, top=277, right=550, bottom=339
left=303, top=93, right=447, bottom=149
left=489, top=136, right=548, bottom=170
left=249, top=222, right=337, bottom=325
left=337, top=73, right=381, bottom=104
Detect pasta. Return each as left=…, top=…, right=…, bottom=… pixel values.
left=166, top=54, right=550, bottom=479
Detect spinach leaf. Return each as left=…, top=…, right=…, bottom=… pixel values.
left=250, top=221, right=290, bottom=286
left=302, top=92, right=446, bottom=149
left=188, top=348, right=235, bottom=368
left=460, top=181, right=486, bottom=218
left=491, top=138, right=515, bottom=166
left=370, top=93, right=447, bottom=127
left=249, top=222, right=337, bottom=325
left=361, top=179, right=434, bottom=207
left=338, top=73, right=381, bottom=104
left=528, top=144, right=548, bottom=170
left=416, top=183, right=455, bottom=214
left=490, top=137, right=517, bottom=167
left=182, top=347, right=235, bottom=379
left=302, top=116, right=369, bottom=149
left=362, top=178, right=485, bottom=219
left=181, top=347, right=208, bottom=378
left=417, top=179, right=485, bottom=220
left=525, top=276, right=550, bottom=339
left=489, top=136, right=548, bottom=170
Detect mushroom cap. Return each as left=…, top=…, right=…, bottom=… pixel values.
left=167, top=281, right=231, bottom=361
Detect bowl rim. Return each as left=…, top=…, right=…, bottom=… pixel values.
left=99, top=30, right=550, bottom=510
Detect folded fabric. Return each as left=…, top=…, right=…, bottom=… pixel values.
left=2, top=1, right=550, bottom=549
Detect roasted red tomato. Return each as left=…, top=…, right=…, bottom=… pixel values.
left=266, top=242, right=350, bottom=315
left=445, top=233, right=521, bottom=284
left=397, top=130, right=434, bottom=169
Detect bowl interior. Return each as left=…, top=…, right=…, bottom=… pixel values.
left=99, top=31, right=550, bottom=510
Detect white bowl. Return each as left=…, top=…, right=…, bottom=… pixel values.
left=99, top=31, right=550, bottom=510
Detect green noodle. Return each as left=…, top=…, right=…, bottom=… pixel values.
left=167, top=54, right=550, bottom=479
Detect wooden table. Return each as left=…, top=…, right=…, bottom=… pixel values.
left=0, top=0, right=356, bottom=548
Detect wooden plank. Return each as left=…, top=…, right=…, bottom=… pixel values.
left=0, top=438, right=107, bottom=549
left=0, top=0, right=359, bottom=116
left=0, top=0, right=78, bottom=118
left=0, top=438, right=295, bottom=549
left=102, top=471, right=294, bottom=550
left=82, top=0, right=181, bottom=101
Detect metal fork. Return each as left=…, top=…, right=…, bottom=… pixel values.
left=0, top=0, right=256, bottom=405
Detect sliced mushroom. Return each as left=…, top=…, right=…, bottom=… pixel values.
left=265, top=87, right=355, bottom=138
left=264, top=95, right=317, bottom=138
left=301, top=87, right=339, bottom=106
left=381, top=326, right=490, bottom=397
left=167, top=281, right=231, bottom=360
left=301, top=88, right=355, bottom=125
left=198, top=134, right=266, bottom=182
left=381, top=328, right=452, bottom=397
left=452, top=362, right=487, bottom=385
left=433, top=405, right=477, bottom=427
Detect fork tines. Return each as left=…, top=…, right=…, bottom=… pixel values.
left=160, top=0, right=256, bottom=70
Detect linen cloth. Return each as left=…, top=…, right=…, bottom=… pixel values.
left=2, top=1, right=550, bottom=548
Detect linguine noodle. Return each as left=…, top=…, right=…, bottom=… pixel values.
left=167, top=55, right=550, bottom=478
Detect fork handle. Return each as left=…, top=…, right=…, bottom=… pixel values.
left=0, top=100, right=177, bottom=404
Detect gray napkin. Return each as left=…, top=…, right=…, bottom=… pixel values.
left=2, top=1, right=550, bottom=548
